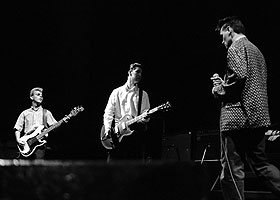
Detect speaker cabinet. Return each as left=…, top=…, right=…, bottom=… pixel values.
left=161, top=132, right=191, bottom=161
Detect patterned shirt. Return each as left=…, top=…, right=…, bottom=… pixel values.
left=103, top=83, right=150, bottom=133
left=214, top=37, right=271, bottom=132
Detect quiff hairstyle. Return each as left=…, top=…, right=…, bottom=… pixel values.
left=30, top=87, right=43, bottom=97
left=128, top=63, right=143, bottom=74
left=215, top=16, right=246, bottom=34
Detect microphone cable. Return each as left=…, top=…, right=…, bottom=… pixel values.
left=221, top=136, right=243, bottom=200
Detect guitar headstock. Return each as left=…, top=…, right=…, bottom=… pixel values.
left=67, top=106, right=84, bottom=119
left=158, top=101, right=171, bottom=112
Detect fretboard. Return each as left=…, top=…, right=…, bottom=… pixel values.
left=126, top=107, right=158, bottom=127
left=36, top=118, right=64, bottom=140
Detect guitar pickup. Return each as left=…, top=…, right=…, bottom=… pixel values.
left=121, top=122, right=126, bottom=130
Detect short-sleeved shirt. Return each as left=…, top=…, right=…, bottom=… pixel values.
left=14, top=106, right=57, bottom=136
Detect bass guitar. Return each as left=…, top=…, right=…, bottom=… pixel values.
left=17, top=106, right=84, bottom=157
left=100, top=101, right=171, bottom=150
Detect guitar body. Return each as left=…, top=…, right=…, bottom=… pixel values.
left=100, top=114, right=134, bottom=150
left=116, top=114, right=134, bottom=137
left=17, top=125, right=46, bottom=157
left=100, top=125, right=117, bottom=150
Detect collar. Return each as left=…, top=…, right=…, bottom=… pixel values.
left=235, top=35, right=246, bottom=42
left=31, top=105, right=42, bottom=111
left=125, top=80, right=138, bottom=92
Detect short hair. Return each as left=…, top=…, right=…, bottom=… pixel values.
left=30, top=87, right=43, bottom=97
left=215, top=16, right=245, bottom=34
left=128, top=63, right=143, bottom=74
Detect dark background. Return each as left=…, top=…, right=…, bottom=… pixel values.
left=2, top=1, right=279, bottom=160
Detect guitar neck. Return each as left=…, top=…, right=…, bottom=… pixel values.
left=34, top=106, right=84, bottom=141
left=126, top=107, right=158, bottom=126
left=37, top=118, right=64, bottom=140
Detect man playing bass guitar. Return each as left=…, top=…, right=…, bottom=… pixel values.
left=14, top=87, right=58, bottom=159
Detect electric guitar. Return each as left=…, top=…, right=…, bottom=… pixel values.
left=17, top=106, right=84, bottom=157
left=100, top=101, right=171, bottom=150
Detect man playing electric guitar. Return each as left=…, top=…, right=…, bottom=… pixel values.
left=103, top=63, right=150, bottom=161
left=14, top=87, right=58, bottom=159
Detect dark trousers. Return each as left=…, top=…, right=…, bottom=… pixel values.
left=220, top=128, right=280, bottom=200
left=108, top=130, right=146, bottom=162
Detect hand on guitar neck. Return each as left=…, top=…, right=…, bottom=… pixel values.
left=138, top=109, right=150, bottom=123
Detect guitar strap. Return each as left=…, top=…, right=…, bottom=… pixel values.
left=137, top=87, right=146, bottom=160
left=42, top=109, right=49, bottom=150
left=137, top=87, right=143, bottom=116
left=43, top=108, right=48, bottom=128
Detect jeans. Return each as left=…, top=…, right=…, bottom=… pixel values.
left=220, top=128, right=280, bottom=200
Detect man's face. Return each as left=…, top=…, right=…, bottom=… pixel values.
left=31, top=90, right=43, bottom=103
left=220, top=27, right=232, bottom=49
left=130, top=67, right=142, bottom=83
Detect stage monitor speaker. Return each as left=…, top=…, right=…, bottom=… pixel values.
left=0, top=159, right=208, bottom=200
left=161, top=132, right=191, bottom=161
